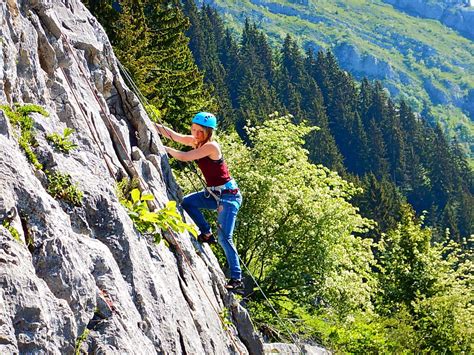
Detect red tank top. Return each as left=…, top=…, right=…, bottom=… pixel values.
left=197, top=156, right=231, bottom=187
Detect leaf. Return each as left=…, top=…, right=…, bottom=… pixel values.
left=140, top=211, right=159, bottom=223
left=131, top=188, right=141, bottom=203
left=166, top=200, right=177, bottom=209
left=141, top=193, right=155, bottom=201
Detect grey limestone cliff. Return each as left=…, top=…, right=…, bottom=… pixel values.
left=0, top=0, right=269, bottom=353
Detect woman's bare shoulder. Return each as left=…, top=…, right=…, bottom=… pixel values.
left=203, top=141, right=221, bottom=159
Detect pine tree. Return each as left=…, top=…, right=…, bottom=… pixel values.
left=144, top=0, right=215, bottom=130
left=220, top=29, right=242, bottom=107
left=352, top=173, right=405, bottom=240
left=304, top=88, right=345, bottom=172
left=184, top=2, right=234, bottom=128
left=82, top=0, right=120, bottom=38
left=367, top=119, right=390, bottom=178
left=358, top=78, right=373, bottom=128
left=237, top=21, right=281, bottom=131
left=85, top=0, right=214, bottom=131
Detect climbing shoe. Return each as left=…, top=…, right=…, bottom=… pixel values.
left=225, top=278, right=244, bottom=293
left=198, top=233, right=217, bottom=245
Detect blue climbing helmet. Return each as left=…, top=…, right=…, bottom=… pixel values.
left=192, top=112, right=217, bottom=129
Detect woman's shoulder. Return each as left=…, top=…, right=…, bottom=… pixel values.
left=203, top=141, right=221, bottom=150
left=202, top=141, right=222, bottom=159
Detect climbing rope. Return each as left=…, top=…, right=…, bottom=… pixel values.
left=59, top=64, right=116, bottom=178
left=238, top=255, right=302, bottom=349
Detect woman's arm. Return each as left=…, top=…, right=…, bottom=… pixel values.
left=156, top=124, right=195, bottom=146
left=164, top=143, right=219, bottom=162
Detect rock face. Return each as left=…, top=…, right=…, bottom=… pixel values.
left=0, top=0, right=269, bottom=353
left=334, top=42, right=398, bottom=81
left=383, top=0, right=474, bottom=41
left=263, top=343, right=330, bottom=354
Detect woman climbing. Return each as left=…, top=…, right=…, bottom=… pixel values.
left=155, top=112, right=244, bottom=292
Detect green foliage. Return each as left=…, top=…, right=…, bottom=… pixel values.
left=377, top=206, right=444, bottom=310
left=377, top=207, right=474, bottom=352
left=351, top=173, right=405, bottom=240
left=74, top=328, right=90, bottom=355
left=46, top=128, right=77, bottom=153
left=115, top=177, right=140, bottom=204
left=145, top=104, right=164, bottom=123
left=0, top=104, right=49, bottom=170
left=15, top=103, right=49, bottom=117
left=218, top=307, right=233, bottom=331
left=46, top=170, right=83, bottom=207
left=85, top=0, right=215, bottom=131
left=228, top=115, right=375, bottom=311
left=177, top=114, right=376, bottom=315
left=207, top=0, right=474, bottom=155
left=2, top=220, right=21, bottom=243
left=121, top=188, right=197, bottom=243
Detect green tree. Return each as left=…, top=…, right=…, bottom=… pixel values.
left=144, top=0, right=214, bottom=129
left=220, top=115, right=376, bottom=315
left=236, top=21, right=281, bottom=132
left=85, top=0, right=214, bottom=131
left=184, top=2, right=234, bottom=128
left=377, top=206, right=474, bottom=352
left=352, top=173, right=405, bottom=240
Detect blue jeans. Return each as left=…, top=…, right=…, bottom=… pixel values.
left=181, top=190, right=243, bottom=280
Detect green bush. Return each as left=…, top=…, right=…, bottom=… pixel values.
left=120, top=188, right=197, bottom=243
left=46, top=170, right=83, bottom=206
left=1, top=220, right=21, bottom=243
left=46, top=128, right=77, bottom=153
left=0, top=103, right=49, bottom=170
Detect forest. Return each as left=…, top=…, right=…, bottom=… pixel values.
left=84, top=0, right=473, bottom=352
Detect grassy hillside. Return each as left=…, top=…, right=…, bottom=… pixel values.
left=201, top=0, right=474, bottom=161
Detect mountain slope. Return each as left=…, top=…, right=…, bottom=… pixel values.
left=200, top=0, right=474, bottom=159
left=382, top=0, right=474, bottom=41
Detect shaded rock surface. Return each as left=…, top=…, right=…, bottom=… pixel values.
left=0, top=0, right=278, bottom=353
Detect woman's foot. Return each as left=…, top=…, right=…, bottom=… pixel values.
left=225, top=278, right=244, bottom=293
left=198, top=233, right=217, bottom=244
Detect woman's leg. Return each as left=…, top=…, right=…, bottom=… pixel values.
left=217, top=194, right=242, bottom=280
left=181, top=190, right=217, bottom=235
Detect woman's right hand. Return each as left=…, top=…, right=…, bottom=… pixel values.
left=156, top=124, right=167, bottom=136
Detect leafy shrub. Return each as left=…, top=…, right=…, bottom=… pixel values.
left=218, top=307, right=233, bottom=331
left=115, top=177, right=139, bottom=204
left=121, top=188, right=197, bottom=243
left=74, top=328, right=90, bottom=355
left=1, top=220, right=21, bottom=243
left=0, top=103, right=49, bottom=170
left=46, top=170, right=83, bottom=206
left=377, top=207, right=474, bottom=352
left=46, top=128, right=77, bottom=153
left=15, top=103, right=49, bottom=117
